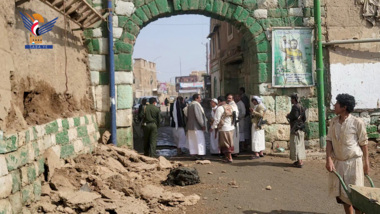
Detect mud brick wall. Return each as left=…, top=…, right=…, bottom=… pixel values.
left=0, top=115, right=100, bottom=213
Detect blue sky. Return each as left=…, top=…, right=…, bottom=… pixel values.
left=133, top=15, right=210, bottom=83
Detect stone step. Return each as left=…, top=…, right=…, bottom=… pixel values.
left=267, top=150, right=326, bottom=160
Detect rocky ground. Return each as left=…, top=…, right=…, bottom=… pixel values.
left=28, top=145, right=200, bottom=213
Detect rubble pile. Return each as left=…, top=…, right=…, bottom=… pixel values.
left=29, top=145, right=200, bottom=213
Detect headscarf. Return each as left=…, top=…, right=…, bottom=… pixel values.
left=211, top=98, right=218, bottom=105
left=252, top=96, right=267, bottom=111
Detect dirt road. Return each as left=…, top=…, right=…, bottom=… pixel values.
left=162, top=155, right=380, bottom=214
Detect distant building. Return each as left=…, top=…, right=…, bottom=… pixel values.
left=175, top=71, right=206, bottom=99
left=208, top=19, right=243, bottom=97
left=133, top=58, right=158, bottom=98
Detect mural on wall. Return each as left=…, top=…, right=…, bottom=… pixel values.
left=158, top=83, right=168, bottom=94
left=272, top=28, right=314, bottom=87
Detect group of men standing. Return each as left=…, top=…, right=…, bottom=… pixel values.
left=139, top=91, right=370, bottom=213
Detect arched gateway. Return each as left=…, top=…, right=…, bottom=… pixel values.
left=87, top=0, right=319, bottom=147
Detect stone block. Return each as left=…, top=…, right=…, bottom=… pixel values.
left=368, top=133, right=380, bottom=139
left=0, top=174, right=12, bottom=199
left=370, top=115, right=379, bottom=125
left=257, top=0, right=278, bottom=9
left=302, top=0, right=313, bottom=7
left=115, top=41, right=133, bottom=54
left=77, top=126, right=88, bottom=138
left=90, top=72, right=99, bottom=86
left=0, top=199, right=12, bottom=213
left=42, top=135, right=53, bottom=151
left=116, top=109, right=133, bottom=127
left=303, top=17, right=314, bottom=26
left=89, top=54, right=106, bottom=71
left=117, top=128, right=133, bottom=148
left=51, top=146, right=61, bottom=160
left=80, top=117, right=86, bottom=126
left=148, top=1, right=160, bottom=16
left=68, top=118, right=75, bottom=128
left=9, top=192, right=22, bottom=214
left=115, top=1, right=135, bottom=16
left=366, top=125, right=377, bottom=134
left=253, top=9, right=268, bottom=19
left=113, top=27, right=123, bottom=39
left=305, top=108, right=318, bottom=122
left=300, top=97, right=318, bottom=108
left=26, top=143, right=35, bottom=164
left=55, top=130, right=69, bottom=145
left=99, top=71, right=109, bottom=85
left=60, top=145, right=75, bottom=159
left=288, top=8, right=303, bottom=16
left=258, top=83, right=277, bottom=96
left=73, top=140, right=84, bottom=153
left=45, top=121, right=58, bottom=135
left=21, top=184, right=34, bottom=205
left=96, top=112, right=107, bottom=128
left=0, top=155, right=8, bottom=177
left=98, top=38, right=108, bottom=54
left=3, top=135, right=18, bottom=153
left=305, top=139, right=319, bottom=149
left=117, top=85, right=133, bottom=109
left=264, top=124, right=290, bottom=141
left=87, top=124, right=96, bottom=135
left=5, top=146, right=29, bottom=171
left=275, top=96, right=291, bottom=124
left=17, top=131, right=26, bottom=148
left=95, top=85, right=110, bottom=112
left=115, top=71, right=133, bottom=84
left=155, top=0, right=170, bottom=13
left=273, top=141, right=288, bottom=150
left=305, top=122, right=319, bottom=140
left=264, top=110, right=276, bottom=125
left=92, top=28, right=102, bottom=38
left=36, top=125, right=46, bottom=138
left=20, top=165, right=35, bottom=187
left=267, top=8, right=287, bottom=17
left=33, top=179, right=41, bottom=201
left=115, top=53, right=133, bottom=71
left=10, top=170, right=21, bottom=194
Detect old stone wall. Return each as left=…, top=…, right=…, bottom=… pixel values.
left=0, top=114, right=99, bottom=213
left=85, top=0, right=329, bottom=149
left=326, top=0, right=380, bottom=109
left=0, top=1, right=94, bottom=133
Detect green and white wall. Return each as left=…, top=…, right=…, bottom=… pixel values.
left=0, top=115, right=99, bottom=213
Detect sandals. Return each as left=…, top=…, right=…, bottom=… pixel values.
left=292, top=161, right=304, bottom=168
left=222, top=159, right=233, bottom=163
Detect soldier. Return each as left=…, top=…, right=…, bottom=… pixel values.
left=139, top=97, right=161, bottom=157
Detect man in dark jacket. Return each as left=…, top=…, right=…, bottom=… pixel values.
left=139, top=97, right=161, bottom=157
left=286, top=93, right=306, bottom=168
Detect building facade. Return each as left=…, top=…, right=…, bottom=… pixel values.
left=133, top=58, right=158, bottom=98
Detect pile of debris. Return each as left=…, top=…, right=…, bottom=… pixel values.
left=29, top=145, right=200, bottom=213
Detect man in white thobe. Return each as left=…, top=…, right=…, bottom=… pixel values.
left=186, top=94, right=207, bottom=159
left=235, top=94, right=246, bottom=151
left=227, top=94, right=239, bottom=155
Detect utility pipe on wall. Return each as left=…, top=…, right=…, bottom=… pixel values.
left=108, top=0, right=117, bottom=145
left=314, top=0, right=326, bottom=149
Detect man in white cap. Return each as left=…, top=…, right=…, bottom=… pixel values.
left=209, top=98, right=220, bottom=154
left=226, top=93, right=239, bottom=155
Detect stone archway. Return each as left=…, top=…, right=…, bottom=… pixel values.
left=87, top=0, right=315, bottom=147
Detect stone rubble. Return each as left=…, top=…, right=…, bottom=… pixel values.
left=28, top=144, right=200, bottom=213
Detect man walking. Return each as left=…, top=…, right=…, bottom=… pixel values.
left=212, top=96, right=235, bottom=163
left=186, top=94, right=207, bottom=159
left=139, top=97, right=161, bottom=157
left=226, top=93, right=239, bottom=155
left=326, top=94, right=369, bottom=214
left=286, top=94, right=306, bottom=168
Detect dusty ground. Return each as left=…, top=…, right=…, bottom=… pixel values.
left=163, top=154, right=380, bottom=214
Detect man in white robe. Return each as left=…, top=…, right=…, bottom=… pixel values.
left=209, top=98, right=220, bottom=154
left=235, top=94, right=246, bottom=151
left=227, top=94, right=239, bottom=155
left=186, top=94, right=207, bottom=158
